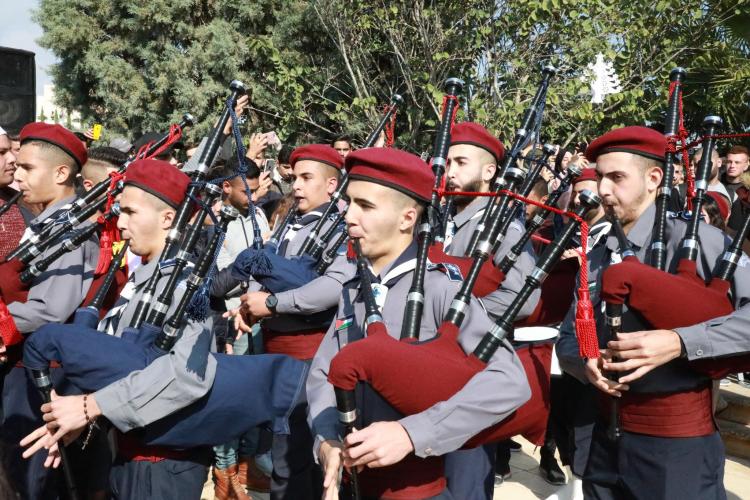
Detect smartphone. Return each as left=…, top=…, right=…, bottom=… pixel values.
left=92, top=124, right=102, bottom=141
left=264, top=158, right=277, bottom=173
left=264, top=131, right=281, bottom=149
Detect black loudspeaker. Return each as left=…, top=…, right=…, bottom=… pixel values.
left=0, top=47, right=36, bottom=135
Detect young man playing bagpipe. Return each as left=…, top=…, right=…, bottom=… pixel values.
left=307, top=147, right=530, bottom=500
left=0, top=123, right=99, bottom=499
left=20, top=159, right=218, bottom=499
left=556, top=126, right=750, bottom=499
left=226, top=144, right=357, bottom=499
left=443, top=122, right=541, bottom=496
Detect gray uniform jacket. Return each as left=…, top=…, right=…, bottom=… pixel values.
left=251, top=202, right=357, bottom=333
left=8, top=196, right=99, bottom=333
left=93, top=257, right=216, bottom=433
left=445, top=197, right=539, bottom=320
left=557, top=203, right=750, bottom=387
left=307, top=242, right=531, bottom=460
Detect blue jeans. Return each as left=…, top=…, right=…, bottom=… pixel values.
left=213, top=330, right=264, bottom=469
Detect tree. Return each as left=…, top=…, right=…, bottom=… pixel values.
left=36, top=0, right=750, bottom=150
left=311, top=0, right=750, bottom=149
left=34, top=0, right=341, bottom=142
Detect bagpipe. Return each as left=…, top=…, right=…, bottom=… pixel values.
left=129, top=80, right=247, bottom=329
left=3, top=114, right=193, bottom=269
left=593, top=67, right=750, bottom=381
left=327, top=191, right=601, bottom=497
left=427, top=68, right=558, bottom=302
left=599, top=116, right=750, bottom=380
left=587, top=94, right=750, bottom=440
left=230, top=93, right=405, bottom=295
left=21, top=81, right=309, bottom=448
left=505, top=163, right=585, bottom=327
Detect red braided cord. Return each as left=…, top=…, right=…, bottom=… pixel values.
left=94, top=170, right=126, bottom=275
left=666, top=81, right=694, bottom=211
left=682, top=132, right=750, bottom=151
left=146, top=124, right=183, bottom=160
left=382, top=105, right=396, bottom=148
left=135, top=142, right=151, bottom=161
left=437, top=188, right=589, bottom=273
left=134, top=124, right=185, bottom=161
left=440, top=95, right=460, bottom=134
left=438, top=186, right=598, bottom=356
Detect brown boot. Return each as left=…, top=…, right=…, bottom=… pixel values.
left=238, top=456, right=271, bottom=493
left=213, top=466, right=235, bottom=500
left=228, top=465, right=252, bottom=500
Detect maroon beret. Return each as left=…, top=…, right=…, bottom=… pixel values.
left=585, top=126, right=667, bottom=163
left=573, top=168, right=598, bottom=185
left=124, top=159, right=191, bottom=208
left=450, top=122, right=505, bottom=162
left=290, top=144, right=344, bottom=170
left=19, top=122, right=88, bottom=168
left=345, top=147, right=434, bottom=202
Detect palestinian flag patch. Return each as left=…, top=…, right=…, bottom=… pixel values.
left=335, top=315, right=354, bottom=331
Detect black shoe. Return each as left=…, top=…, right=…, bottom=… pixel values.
left=509, top=439, right=522, bottom=452
left=494, top=471, right=512, bottom=486
left=539, top=456, right=566, bottom=486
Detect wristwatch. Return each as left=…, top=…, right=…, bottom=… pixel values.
left=265, top=294, right=278, bottom=313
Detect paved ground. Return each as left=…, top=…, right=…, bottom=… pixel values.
left=201, top=437, right=750, bottom=499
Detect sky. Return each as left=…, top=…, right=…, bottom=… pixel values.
left=0, top=0, right=57, bottom=94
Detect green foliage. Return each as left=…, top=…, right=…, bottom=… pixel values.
left=36, top=0, right=750, bottom=150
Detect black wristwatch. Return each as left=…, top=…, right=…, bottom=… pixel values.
left=265, top=294, right=278, bottom=313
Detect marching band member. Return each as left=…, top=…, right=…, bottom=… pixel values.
left=443, top=122, right=539, bottom=497
left=1, top=123, right=98, bottom=499
left=307, top=147, right=530, bottom=500
left=21, top=159, right=217, bottom=499
left=228, top=144, right=356, bottom=499
left=557, top=126, right=750, bottom=500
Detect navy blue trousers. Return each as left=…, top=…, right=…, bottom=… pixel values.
left=109, top=454, right=209, bottom=500
left=583, top=420, right=726, bottom=500
left=271, top=359, right=320, bottom=500
left=271, top=399, right=320, bottom=500
left=444, top=444, right=496, bottom=500
left=1, top=366, right=61, bottom=499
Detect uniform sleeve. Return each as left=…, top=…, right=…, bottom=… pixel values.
left=306, top=309, right=345, bottom=462
left=399, top=295, right=531, bottom=458
left=483, top=219, right=539, bottom=320
left=674, top=228, right=750, bottom=360
left=9, top=237, right=98, bottom=333
left=275, top=250, right=356, bottom=315
left=182, top=136, right=227, bottom=174
left=93, top=317, right=217, bottom=432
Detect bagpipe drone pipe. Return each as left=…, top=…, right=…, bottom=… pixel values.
left=230, top=94, right=405, bottom=296
left=599, top=116, right=750, bottom=380
left=22, top=83, right=308, bottom=447
left=463, top=65, right=557, bottom=256
left=327, top=190, right=601, bottom=463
